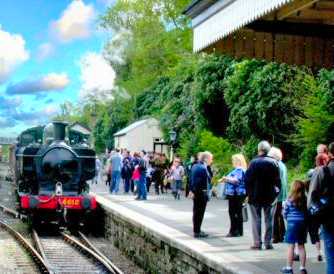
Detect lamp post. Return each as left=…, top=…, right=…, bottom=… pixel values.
left=169, top=129, right=177, bottom=162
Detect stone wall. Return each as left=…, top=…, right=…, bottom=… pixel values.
left=101, top=206, right=221, bottom=274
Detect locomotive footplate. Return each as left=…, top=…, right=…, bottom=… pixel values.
left=20, top=194, right=97, bottom=210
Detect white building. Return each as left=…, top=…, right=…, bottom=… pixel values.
left=114, top=118, right=168, bottom=153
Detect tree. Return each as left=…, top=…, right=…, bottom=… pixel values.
left=101, top=0, right=192, bottom=95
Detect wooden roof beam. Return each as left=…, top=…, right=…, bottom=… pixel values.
left=315, top=1, right=334, bottom=10
left=294, top=9, right=334, bottom=20
left=248, top=20, right=334, bottom=38
left=277, top=0, right=320, bottom=20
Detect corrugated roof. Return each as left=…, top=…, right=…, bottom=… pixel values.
left=192, top=0, right=293, bottom=52
left=114, top=119, right=150, bottom=137
left=183, top=0, right=215, bottom=17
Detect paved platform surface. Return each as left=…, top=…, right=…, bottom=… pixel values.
left=90, top=182, right=326, bottom=274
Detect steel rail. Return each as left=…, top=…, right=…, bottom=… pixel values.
left=78, top=231, right=124, bottom=274
left=62, top=232, right=117, bottom=274
left=0, top=219, right=51, bottom=274
left=0, top=203, right=28, bottom=221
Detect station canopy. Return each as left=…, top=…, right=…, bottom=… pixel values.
left=184, top=0, right=334, bottom=68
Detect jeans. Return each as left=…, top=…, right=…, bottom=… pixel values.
left=172, top=180, right=182, bottom=198
left=249, top=204, right=274, bottom=246
left=111, top=170, right=121, bottom=193
left=124, top=177, right=131, bottom=193
left=323, top=226, right=334, bottom=274
left=137, top=175, right=147, bottom=200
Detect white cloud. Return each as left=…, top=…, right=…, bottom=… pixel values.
left=37, top=42, right=54, bottom=61
left=6, top=73, right=70, bottom=95
left=104, top=28, right=131, bottom=65
left=79, top=52, right=115, bottom=100
left=0, top=27, right=29, bottom=83
left=51, top=0, right=95, bottom=43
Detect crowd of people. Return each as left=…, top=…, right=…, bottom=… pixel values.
left=188, top=141, right=334, bottom=274
left=93, top=141, right=334, bottom=274
left=97, top=148, right=187, bottom=200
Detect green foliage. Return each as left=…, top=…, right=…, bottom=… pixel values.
left=295, top=69, right=334, bottom=168
left=93, top=96, right=134, bottom=153
left=101, top=0, right=192, bottom=95
left=197, top=130, right=236, bottom=179
left=240, top=136, right=261, bottom=161
left=194, top=55, right=233, bottom=135
left=224, top=61, right=315, bottom=158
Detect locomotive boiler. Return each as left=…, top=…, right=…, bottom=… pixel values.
left=14, top=121, right=97, bottom=229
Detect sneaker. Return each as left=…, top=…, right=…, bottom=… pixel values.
left=300, top=269, right=307, bottom=274
left=265, top=244, right=274, bottom=250
left=250, top=245, right=262, bottom=250
left=318, top=255, right=323, bottom=262
left=194, top=232, right=209, bottom=238
left=280, top=267, right=293, bottom=274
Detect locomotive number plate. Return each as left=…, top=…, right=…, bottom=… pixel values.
left=62, top=198, right=80, bottom=206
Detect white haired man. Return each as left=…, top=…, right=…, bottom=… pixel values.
left=245, top=141, right=281, bottom=250
left=189, top=151, right=213, bottom=238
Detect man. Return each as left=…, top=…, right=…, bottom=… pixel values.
left=308, top=142, right=334, bottom=274
left=121, top=152, right=133, bottom=194
left=110, top=148, right=123, bottom=194
left=245, top=141, right=281, bottom=250
left=189, top=151, right=213, bottom=238
left=93, top=157, right=102, bottom=184
left=185, top=156, right=197, bottom=197
left=316, top=144, right=329, bottom=167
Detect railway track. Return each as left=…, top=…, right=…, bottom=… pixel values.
left=0, top=204, right=123, bottom=274
left=0, top=209, right=48, bottom=273
left=33, top=229, right=123, bottom=274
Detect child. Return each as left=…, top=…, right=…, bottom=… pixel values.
left=281, top=180, right=308, bottom=274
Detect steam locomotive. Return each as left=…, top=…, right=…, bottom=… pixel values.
left=12, top=121, right=97, bottom=229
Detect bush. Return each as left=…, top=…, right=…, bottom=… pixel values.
left=225, top=61, right=314, bottom=159
left=295, top=69, right=334, bottom=168
left=197, top=130, right=237, bottom=180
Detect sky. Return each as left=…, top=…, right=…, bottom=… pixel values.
left=0, top=0, right=117, bottom=137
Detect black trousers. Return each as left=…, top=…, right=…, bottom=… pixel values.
left=228, top=195, right=245, bottom=236
left=193, top=193, right=208, bottom=234
left=185, top=178, right=190, bottom=197
left=273, top=201, right=285, bottom=243
left=106, top=174, right=111, bottom=186
left=154, top=179, right=164, bottom=194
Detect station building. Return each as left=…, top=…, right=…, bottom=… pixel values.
left=184, top=0, right=334, bottom=69
left=113, top=118, right=168, bottom=154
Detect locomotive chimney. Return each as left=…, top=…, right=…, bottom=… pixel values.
left=53, top=121, right=68, bottom=141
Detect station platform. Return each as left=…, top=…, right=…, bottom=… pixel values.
left=90, top=182, right=325, bottom=274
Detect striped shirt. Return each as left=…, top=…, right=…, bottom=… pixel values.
left=283, top=199, right=306, bottom=222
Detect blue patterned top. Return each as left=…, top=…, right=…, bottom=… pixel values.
left=224, top=167, right=246, bottom=196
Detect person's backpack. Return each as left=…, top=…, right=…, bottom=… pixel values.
left=309, top=166, right=334, bottom=224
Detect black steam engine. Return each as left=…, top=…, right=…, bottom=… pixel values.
left=14, top=121, right=97, bottom=228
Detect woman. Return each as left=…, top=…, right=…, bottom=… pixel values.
left=268, top=147, right=288, bottom=243
left=220, top=154, right=247, bottom=237
left=169, top=157, right=185, bottom=200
